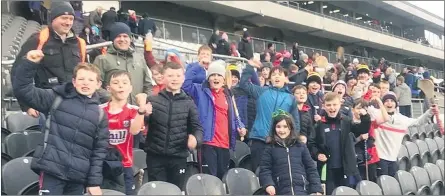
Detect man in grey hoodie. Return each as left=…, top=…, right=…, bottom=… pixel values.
left=393, top=75, right=412, bottom=117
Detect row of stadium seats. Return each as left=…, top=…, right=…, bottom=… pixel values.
left=398, top=137, right=444, bottom=172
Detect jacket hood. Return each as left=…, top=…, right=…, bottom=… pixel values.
left=53, top=83, right=101, bottom=104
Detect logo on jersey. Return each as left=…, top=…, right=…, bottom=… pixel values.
left=109, top=129, right=128, bottom=145
left=123, top=120, right=130, bottom=128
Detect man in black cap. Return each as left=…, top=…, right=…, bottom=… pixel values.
left=238, top=29, right=253, bottom=60
left=12, top=2, right=86, bottom=126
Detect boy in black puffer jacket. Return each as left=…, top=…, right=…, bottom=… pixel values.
left=13, top=50, right=109, bottom=195
left=259, top=109, right=322, bottom=195
left=292, top=85, right=315, bottom=144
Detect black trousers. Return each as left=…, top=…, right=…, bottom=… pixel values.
left=378, top=159, right=398, bottom=177
left=145, top=153, right=187, bottom=189
left=38, top=172, right=84, bottom=195
left=325, top=168, right=346, bottom=195
left=358, top=163, right=378, bottom=182
left=200, top=144, right=230, bottom=179
left=248, top=139, right=267, bottom=172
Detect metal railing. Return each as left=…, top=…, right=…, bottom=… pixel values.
left=274, top=1, right=444, bottom=51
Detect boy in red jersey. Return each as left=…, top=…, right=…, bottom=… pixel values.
left=100, top=70, right=152, bottom=195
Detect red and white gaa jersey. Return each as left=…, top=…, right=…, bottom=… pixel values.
left=100, top=103, right=144, bottom=167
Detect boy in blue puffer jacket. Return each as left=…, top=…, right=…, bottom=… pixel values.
left=239, top=60, right=300, bottom=172
left=259, top=109, right=322, bottom=195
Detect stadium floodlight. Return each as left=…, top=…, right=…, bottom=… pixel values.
left=322, top=5, right=328, bottom=8
left=308, top=1, right=314, bottom=4
left=356, top=17, right=363, bottom=20
left=333, top=9, right=340, bottom=13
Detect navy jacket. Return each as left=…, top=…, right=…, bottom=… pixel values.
left=259, top=140, right=323, bottom=195
left=12, top=59, right=109, bottom=186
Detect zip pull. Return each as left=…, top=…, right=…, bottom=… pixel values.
left=286, top=147, right=289, bottom=153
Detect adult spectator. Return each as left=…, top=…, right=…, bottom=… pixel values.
left=93, top=22, right=153, bottom=104
left=72, top=9, right=85, bottom=35
left=138, top=13, right=157, bottom=37
left=127, top=10, right=138, bottom=38
left=215, top=32, right=230, bottom=56
left=12, top=2, right=85, bottom=120
left=289, top=54, right=312, bottom=85
left=101, top=7, right=118, bottom=41
left=384, top=67, right=397, bottom=90
left=79, top=26, right=105, bottom=63
left=88, top=6, right=103, bottom=31
left=260, top=52, right=271, bottom=63
left=264, top=43, right=275, bottom=61
left=292, top=42, right=300, bottom=62
left=208, top=29, right=220, bottom=53
left=29, top=1, right=43, bottom=24
left=393, top=76, right=412, bottom=117
left=238, top=29, right=253, bottom=60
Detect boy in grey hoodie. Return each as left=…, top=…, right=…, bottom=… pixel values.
left=393, top=76, right=412, bottom=117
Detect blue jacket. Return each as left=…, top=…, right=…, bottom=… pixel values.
left=182, top=64, right=244, bottom=150
left=259, top=140, right=323, bottom=195
left=12, top=59, right=109, bottom=186
left=239, top=65, right=300, bottom=141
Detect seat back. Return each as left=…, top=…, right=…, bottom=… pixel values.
left=17, top=181, right=39, bottom=195
left=1, top=128, right=11, bottom=143
left=410, top=166, right=432, bottom=195
left=332, top=186, right=359, bottom=195
left=137, top=181, right=182, bottom=195
left=4, top=132, right=28, bottom=158
left=101, top=189, right=125, bottom=195
left=1, top=157, right=38, bottom=195
left=415, top=139, right=431, bottom=166
left=423, top=163, right=444, bottom=195
left=355, top=180, right=383, bottom=195
left=25, top=131, right=43, bottom=153
left=434, top=136, right=444, bottom=156
left=232, top=141, right=250, bottom=166
left=408, top=126, right=420, bottom=140
left=5, top=113, right=39, bottom=133
left=405, top=141, right=421, bottom=167
left=436, top=159, right=444, bottom=179
left=185, top=174, right=225, bottom=195
left=223, top=168, right=259, bottom=195
left=377, top=175, right=402, bottom=195
left=417, top=125, right=427, bottom=140
left=425, top=138, right=440, bottom=163
left=395, top=170, right=417, bottom=195
left=1, top=153, right=12, bottom=167
left=425, top=124, right=435, bottom=139
left=133, top=148, right=147, bottom=171
left=397, top=145, right=410, bottom=171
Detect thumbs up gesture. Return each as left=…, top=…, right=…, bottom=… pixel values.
left=26, top=50, right=44, bottom=63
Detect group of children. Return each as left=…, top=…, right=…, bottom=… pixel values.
left=12, top=45, right=440, bottom=195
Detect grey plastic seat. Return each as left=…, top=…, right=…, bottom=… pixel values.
left=5, top=112, right=40, bottom=133
left=332, top=186, right=359, bottom=195
left=395, top=170, right=417, bottom=195
left=355, top=180, right=382, bottom=195
left=410, top=166, right=432, bottom=195
left=418, top=125, right=427, bottom=140
left=137, top=181, right=182, bottom=195
left=405, top=141, right=421, bottom=168
left=426, top=138, right=441, bottom=163
left=408, top=126, right=420, bottom=141
left=432, top=124, right=442, bottom=137
left=436, top=159, right=444, bottom=180
left=133, top=148, right=147, bottom=171
left=434, top=137, right=444, bottom=159
left=426, top=124, right=435, bottom=139
left=397, top=145, right=410, bottom=171
left=1, top=157, right=38, bottom=195
left=377, top=175, right=402, bottom=195
left=1, top=153, right=12, bottom=167
left=424, top=163, right=444, bottom=195
left=185, top=174, right=225, bottom=195
left=415, top=139, right=432, bottom=165
left=230, top=140, right=251, bottom=168
left=223, top=168, right=260, bottom=195
left=4, top=132, right=28, bottom=158
left=17, top=181, right=39, bottom=195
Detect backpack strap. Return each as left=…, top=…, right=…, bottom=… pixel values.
left=37, top=27, right=86, bottom=63
left=42, top=96, right=63, bottom=151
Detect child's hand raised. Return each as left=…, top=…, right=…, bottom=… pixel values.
left=266, top=186, right=276, bottom=195
left=135, top=93, right=148, bottom=107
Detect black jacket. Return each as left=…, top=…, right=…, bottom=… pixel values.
left=144, top=89, right=203, bottom=158
left=11, top=28, right=84, bottom=112
left=308, top=114, right=359, bottom=177
left=259, top=140, right=323, bottom=195
left=138, top=18, right=157, bottom=36
left=350, top=114, right=374, bottom=165
left=12, top=59, right=109, bottom=186
left=299, top=104, right=315, bottom=139
left=101, top=10, right=118, bottom=31
left=216, top=39, right=230, bottom=56
left=238, top=38, right=253, bottom=60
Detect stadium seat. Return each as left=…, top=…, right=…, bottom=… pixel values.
left=432, top=124, right=442, bottom=137
left=425, top=138, right=441, bottom=163
left=4, top=132, right=28, bottom=158
left=222, top=168, right=260, bottom=195
left=137, top=181, right=182, bottom=195
left=434, top=136, right=444, bottom=159
left=230, top=141, right=251, bottom=169
left=1, top=153, right=12, bottom=167
left=410, top=166, right=432, bottom=195
left=426, top=124, right=435, bottom=139
left=397, top=145, right=410, bottom=171
left=355, top=180, right=383, bottom=195
left=415, top=139, right=432, bottom=165
left=395, top=170, right=417, bottom=195
left=133, top=148, right=147, bottom=172
left=408, top=126, right=420, bottom=141
left=377, top=175, right=402, bottom=195
left=436, top=159, right=444, bottom=180
left=405, top=141, right=421, bottom=167
left=101, top=189, right=126, bottom=195
left=185, top=174, right=225, bottom=195
left=5, top=113, right=40, bottom=133
left=17, top=181, right=39, bottom=195
left=423, top=163, right=444, bottom=195
left=1, top=127, right=11, bottom=144
left=1, top=157, right=38, bottom=195
left=402, top=133, right=411, bottom=144
left=331, top=186, right=359, bottom=195
left=417, top=125, right=427, bottom=140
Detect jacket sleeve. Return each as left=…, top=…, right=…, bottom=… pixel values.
left=239, top=64, right=265, bottom=99
left=302, top=146, right=323, bottom=194
left=138, top=20, right=144, bottom=35
left=290, top=99, right=301, bottom=132
left=408, top=109, right=433, bottom=126
left=142, top=61, right=153, bottom=96
left=188, top=102, right=203, bottom=147
left=144, top=49, right=157, bottom=69
left=182, top=64, right=204, bottom=100
left=342, top=120, right=360, bottom=176
left=308, top=122, right=323, bottom=160
left=258, top=145, right=275, bottom=188
left=12, top=59, right=56, bottom=114
left=87, top=113, right=109, bottom=187
left=289, top=69, right=308, bottom=85
left=238, top=42, right=246, bottom=58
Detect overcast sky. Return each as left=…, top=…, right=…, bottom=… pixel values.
left=408, top=1, right=444, bottom=19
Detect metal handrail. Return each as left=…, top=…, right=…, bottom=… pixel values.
left=274, top=1, right=444, bottom=51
